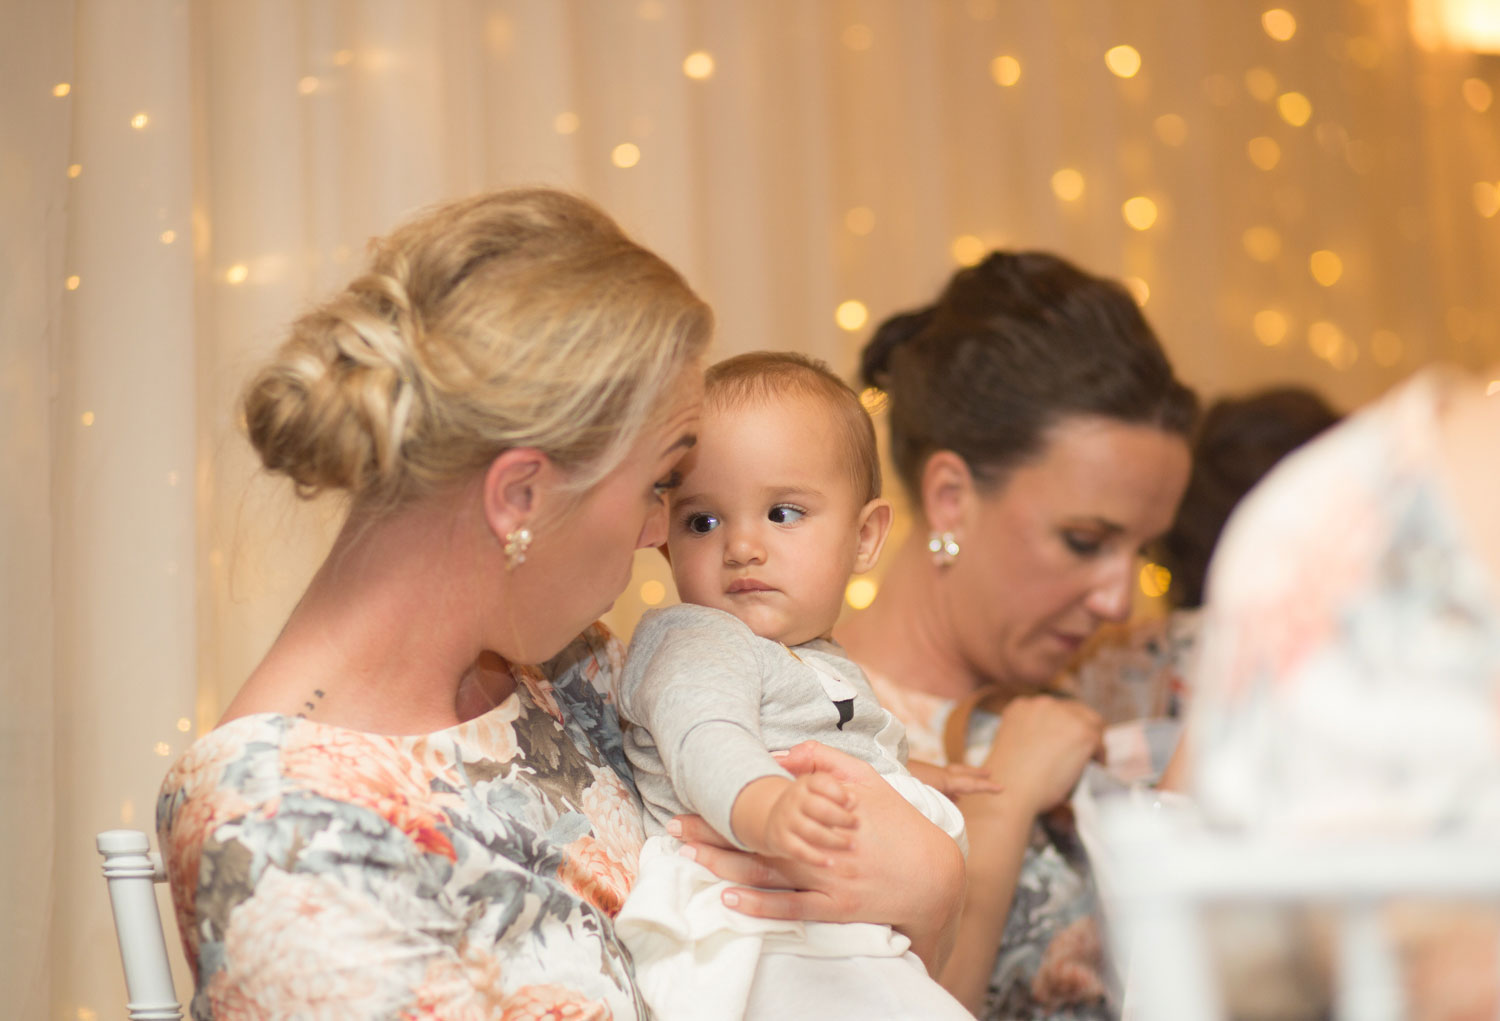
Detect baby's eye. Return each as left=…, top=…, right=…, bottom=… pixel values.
left=685, top=513, right=720, bottom=534
left=767, top=505, right=805, bottom=525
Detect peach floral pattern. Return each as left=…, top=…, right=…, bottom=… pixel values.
left=158, top=623, right=650, bottom=1019
left=1191, top=371, right=1500, bottom=835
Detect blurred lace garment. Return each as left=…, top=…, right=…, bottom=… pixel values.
left=1184, top=368, right=1500, bottom=1018
left=866, top=672, right=1112, bottom=1021
left=1190, top=370, right=1500, bottom=833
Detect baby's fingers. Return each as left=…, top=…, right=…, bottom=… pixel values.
left=790, top=813, right=855, bottom=853
left=798, top=786, right=858, bottom=831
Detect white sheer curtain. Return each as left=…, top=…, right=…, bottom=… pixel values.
left=6, top=1, right=1498, bottom=1016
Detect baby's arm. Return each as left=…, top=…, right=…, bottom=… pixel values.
left=730, top=772, right=858, bottom=866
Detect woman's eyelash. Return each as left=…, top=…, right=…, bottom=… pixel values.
left=1062, top=532, right=1103, bottom=556
left=653, top=471, right=683, bottom=494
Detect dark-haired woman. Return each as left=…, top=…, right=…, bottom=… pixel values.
left=836, top=251, right=1197, bottom=1019
left=1071, top=385, right=1340, bottom=730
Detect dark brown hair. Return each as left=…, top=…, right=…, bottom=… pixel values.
left=1160, top=386, right=1340, bottom=608
left=860, top=250, right=1197, bottom=500
left=705, top=351, right=881, bottom=504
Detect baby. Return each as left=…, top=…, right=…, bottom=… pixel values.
left=613, top=352, right=976, bottom=1021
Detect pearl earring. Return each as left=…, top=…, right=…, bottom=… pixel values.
left=503, top=527, right=533, bottom=570
left=928, top=531, right=960, bottom=567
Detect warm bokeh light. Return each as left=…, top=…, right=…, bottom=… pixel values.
left=1253, top=309, right=1289, bottom=346
left=65, top=275, right=80, bottom=290
left=176, top=717, right=192, bottom=732
left=836, top=300, right=869, bottom=331
left=611, top=142, right=641, bottom=168
left=843, top=23, right=874, bottom=51
left=225, top=263, right=249, bottom=285
left=1122, top=196, right=1158, bottom=230
left=1371, top=329, right=1404, bottom=367
left=154, top=742, right=171, bottom=757
left=1153, top=113, right=1187, bottom=146
left=67, top=163, right=81, bottom=179
left=951, top=234, right=986, bottom=266
left=1447, top=306, right=1477, bottom=341
left=53, top=82, right=71, bottom=97
left=297, top=76, right=319, bottom=95
left=683, top=51, right=715, bottom=80
left=1138, top=562, right=1172, bottom=599
left=554, top=111, right=579, bottom=135
left=160, top=229, right=176, bottom=244
left=639, top=580, right=666, bottom=606
left=1051, top=168, right=1086, bottom=201
left=1105, top=45, right=1142, bottom=78
left=1244, top=67, right=1278, bottom=102
left=845, top=578, right=878, bottom=610
left=1247, top=135, right=1281, bottom=170
left=1487, top=379, right=1500, bottom=397
left=845, top=205, right=876, bottom=236
left=990, top=55, right=1022, bottom=87
left=1262, top=8, right=1297, bottom=41
left=1124, top=276, right=1150, bottom=306
left=1308, top=321, right=1357, bottom=369
left=1473, top=181, right=1500, bottom=218
left=1309, top=249, right=1343, bottom=286
left=1277, top=92, right=1313, bottom=126
left=1347, top=36, right=1382, bottom=68
left=858, top=386, right=887, bottom=414
left=130, top=112, right=149, bottom=129
left=1463, top=77, right=1494, bottom=112
left=1243, top=225, right=1282, bottom=261
left=80, top=411, right=95, bottom=426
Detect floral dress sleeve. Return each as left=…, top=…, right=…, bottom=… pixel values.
left=158, top=623, right=649, bottom=1020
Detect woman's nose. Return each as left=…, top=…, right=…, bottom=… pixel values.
left=636, top=497, right=668, bottom=550
left=1084, top=558, right=1134, bottom=622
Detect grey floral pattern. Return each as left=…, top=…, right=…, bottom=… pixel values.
left=157, top=623, right=650, bottom=1019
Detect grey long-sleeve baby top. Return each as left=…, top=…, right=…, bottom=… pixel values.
left=617, top=603, right=910, bottom=846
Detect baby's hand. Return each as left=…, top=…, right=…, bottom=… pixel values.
left=764, top=773, right=859, bottom=866
left=731, top=773, right=858, bottom=867
left=908, top=759, right=1003, bottom=797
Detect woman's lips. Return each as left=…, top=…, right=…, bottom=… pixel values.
left=727, top=578, right=774, bottom=593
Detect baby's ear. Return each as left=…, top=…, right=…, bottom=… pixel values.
left=852, top=499, right=893, bottom=574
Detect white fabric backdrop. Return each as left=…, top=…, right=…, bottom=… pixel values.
left=5, top=1, right=1498, bottom=1015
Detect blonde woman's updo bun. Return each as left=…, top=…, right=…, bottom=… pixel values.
left=243, top=188, right=712, bottom=507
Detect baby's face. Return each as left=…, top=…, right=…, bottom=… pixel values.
left=666, top=393, right=868, bottom=646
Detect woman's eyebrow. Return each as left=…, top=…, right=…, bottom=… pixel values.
left=663, top=433, right=697, bottom=456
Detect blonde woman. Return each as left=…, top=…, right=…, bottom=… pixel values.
left=156, top=190, right=963, bottom=1018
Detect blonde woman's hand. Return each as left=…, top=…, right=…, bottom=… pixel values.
left=670, top=741, right=964, bottom=970
left=979, top=694, right=1104, bottom=816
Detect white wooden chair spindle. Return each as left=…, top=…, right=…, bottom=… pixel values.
left=97, top=828, right=183, bottom=1021
left=1099, top=804, right=1500, bottom=1021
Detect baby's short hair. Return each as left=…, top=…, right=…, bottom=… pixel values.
left=703, top=351, right=881, bottom=505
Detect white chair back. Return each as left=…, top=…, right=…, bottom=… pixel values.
left=1098, top=802, right=1500, bottom=1021
left=96, top=829, right=183, bottom=1021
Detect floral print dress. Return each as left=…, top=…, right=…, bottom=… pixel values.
left=157, top=623, right=650, bottom=1020
left=1189, top=369, right=1500, bottom=834
left=864, top=672, right=1113, bottom=1021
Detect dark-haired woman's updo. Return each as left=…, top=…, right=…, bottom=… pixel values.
left=860, top=250, right=1198, bottom=500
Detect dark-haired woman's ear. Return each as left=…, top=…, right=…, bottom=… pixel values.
left=852, top=499, right=894, bottom=574
left=919, top=450, right=973, bottom=541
